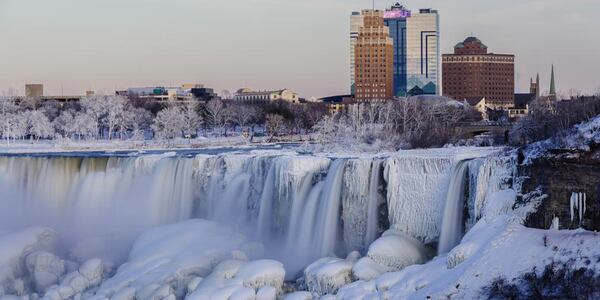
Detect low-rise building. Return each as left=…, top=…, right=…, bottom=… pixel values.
left=234, top=88, right=300, bottom=103
left=25, top=84, right=44, bottom=98
left=117, top=84, right=218, bottom=102
left=319, top=95, right=356, bottom=114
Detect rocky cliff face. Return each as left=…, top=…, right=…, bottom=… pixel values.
left=522, top=148, right=600, bottom=231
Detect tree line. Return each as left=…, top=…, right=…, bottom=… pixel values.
left=2, top=93, right=598, bottom=149
left=0, top=95, right=328, bottom=144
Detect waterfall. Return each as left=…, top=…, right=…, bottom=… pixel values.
left=365, top=160, right=383, bottom=247
left=438, top=160, right=470, bottom=254
left=0, top=148, right=509, bottom=275
left=256, top=164, right=276, bottom=240
left=384, top=154, right=455, bottom=244
left=315, top=159, right=347, bottom=256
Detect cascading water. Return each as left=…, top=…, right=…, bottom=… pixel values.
left=314, top=159, right=347, bottom=256
left=365, top=160, right=383, bottom=246
left=438, top=160, right=470, bottom=254
left=0, top=148, right=508, bottom=281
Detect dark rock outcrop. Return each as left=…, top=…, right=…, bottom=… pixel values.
left=523, top=148, right=600, bottom=231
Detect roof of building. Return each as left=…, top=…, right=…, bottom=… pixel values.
left=235, top=88, right=297, bottom=97
left=319, top=95, right=353, bottom=104
left=455, top=36, right=487, bottom=49
left=514, top=93, right=536, bottom=109
left=464, top=96, right=486, bottom=106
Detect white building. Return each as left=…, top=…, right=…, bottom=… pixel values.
left=234, top=88, right=300, bottom=103
left=118, top=84, right=208, bottom=101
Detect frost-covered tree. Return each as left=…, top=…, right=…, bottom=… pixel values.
left=152, top=106, right=185, bottom=140
left=23, top=110, right=55, bottom=140
left=79, top=96, right=106, bottom=139
left=53, top=109, right=75, bottom=138
left=230, top=104, right=259, bottom=131
left=265, top=113, right=285, bottom=139
left=122, top=106, right=153, bottom=140
left=73, top=113, right=97, bottom=140
left=181, top=102, right=203, bottom=138
left=0, top=98, right=20, bottom=144
left=41, top=100, right=62, bottom=121
left=204, top=99, right=231, bottom=135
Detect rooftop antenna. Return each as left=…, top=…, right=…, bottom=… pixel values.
left=373, top=0, right=375, bottom=10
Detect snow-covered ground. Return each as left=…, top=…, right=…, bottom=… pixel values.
left=0, top=137, right=265, bottom=154
left=0, top=142, right=597, bottom=299
left=524, top=114, right=600, bottom=163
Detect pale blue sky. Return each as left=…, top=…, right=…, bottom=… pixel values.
left=1, top=0, right=599, bottom=97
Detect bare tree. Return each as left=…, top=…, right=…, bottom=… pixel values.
left=265, top=113, right=285, bottom=141
left=231, top=104, right=259, bottom=131
left=152, top=106, right=185, bottom=140
left=181, top=102, right=203, bottom=138
left=204, top=99, right=231, bottom=136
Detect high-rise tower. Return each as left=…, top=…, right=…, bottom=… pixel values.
left=350, top=12, right=364, bottom=95
left=354, top=9, right=394, bottom=102
left=383, top=4, right=439, bottom=96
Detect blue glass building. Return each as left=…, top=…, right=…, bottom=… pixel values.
left=383, top=3, right=439, bottom=97
left=384, top=4, right=409, bottom=97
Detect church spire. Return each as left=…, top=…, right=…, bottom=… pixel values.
left=549, top=65, right=556, bottom=96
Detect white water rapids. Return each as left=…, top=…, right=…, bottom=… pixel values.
left=0, top=148, right=511, bottom=278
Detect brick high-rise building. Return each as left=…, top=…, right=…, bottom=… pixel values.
left=350, top=11, right=364, bottom=95
left=354, top=10, right=394, bottom=102
left=442, top=37, right=514, bottom=108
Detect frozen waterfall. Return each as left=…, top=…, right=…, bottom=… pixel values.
left=0, top=148, right=507, bottom=276
left=438, top=160, right=470, bottom=254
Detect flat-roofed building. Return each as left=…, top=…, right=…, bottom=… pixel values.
left=25, top=84, right=44, bottom=98
left=442, top=37, right=515, bottom=109
left=234, top=88, right=300, bottom=103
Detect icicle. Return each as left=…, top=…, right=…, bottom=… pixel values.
left=584, top=193, right=587, bottom=215
left=578, top=192, right=584, bottom=223
left=551, top=216, right=560, bottom=230
left=570, top=192, right=575, bottom=222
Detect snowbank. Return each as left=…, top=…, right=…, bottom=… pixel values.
left=525, top=114, right=600, bottom=163
left=0, top=227, right=59, bottom=295
left=94, top=219, right=255, bottom=298
left=303, top=252, right=362, bottom=295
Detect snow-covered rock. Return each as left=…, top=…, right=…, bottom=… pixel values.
left=304, top=257, right=354, bottom=295
left=94, top=219, right=250, bottom=298
left=0, top=227, right=58, bottom=296
left=256, top=285, right=277, bottom=300
left=25, top=251, right=66, bottom=293
left=336, top=280, right=378, bottom=299
left=366, top=231, right=427, bottom=271
left=187, top=259, right=285, bottom=299
left=283, top=291, right=312, bottom=300
left=42, top=258, right=105, bottom=300
left=236, top=260, right=285, bottom=290
left=352, top=257, right=388, bottom=281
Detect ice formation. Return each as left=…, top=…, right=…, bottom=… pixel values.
left=0, top=147, right=513, bottom=298
left=569, top=192, right=587, bottom=224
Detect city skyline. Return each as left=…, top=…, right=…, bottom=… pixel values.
left=1, top=0, right=599, bottom=98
